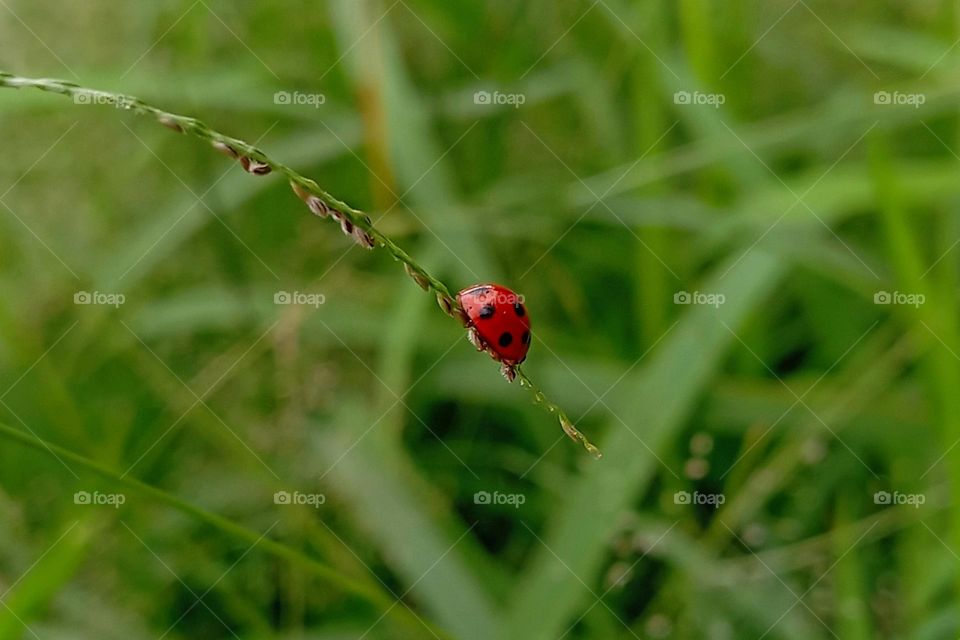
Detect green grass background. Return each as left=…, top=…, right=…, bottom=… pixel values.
left=0, top=0, right=958, bottom=638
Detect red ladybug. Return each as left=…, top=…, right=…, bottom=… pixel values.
left=457, top=283, right=531, bottom=381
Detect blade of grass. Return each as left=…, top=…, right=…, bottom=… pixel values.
left=0, top=420, right=452, bottom=639
left=504, top=248, right=786, bottom=639
left=869, top=131, right=960, bottom=608
left=566, top=82, right=960, bottom=207
left=629, top=0, right=674, bottom=350
left=0, top=519, right=94, bottom=640
left=833, top=488, right=872, bottom=640
left=315, top=404, right=502, bottom=640
left=315, top=4, right=507, bottom=635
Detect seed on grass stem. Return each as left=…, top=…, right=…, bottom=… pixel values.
left=560, top=415, right=602, bottom=459
left=518, top=368, right=602, bottom=458
left=436, top=292, right=456, bottom=317
left=212, top=140, right=238, bottom=159
left=240, top=156, right=272, bottom=175
left=353, top=228, right=375, bottom=249
left=308, top=197, right=330, bottom=217
left=157, top=116, right=183, bottom=133
left=290, top=180, right=311, bottom=201
left=404, top=263, right=431, bottom=291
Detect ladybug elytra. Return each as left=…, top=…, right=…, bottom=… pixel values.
left=457, top=283, right=531, bottom=381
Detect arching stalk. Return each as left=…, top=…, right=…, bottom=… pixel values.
left=0, top=71, right=601, bottom=458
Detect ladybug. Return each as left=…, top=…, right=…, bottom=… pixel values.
left=457, top=283, right=531, bottom=381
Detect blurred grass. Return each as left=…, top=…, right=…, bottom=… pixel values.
left=2, top=0, right=960, bottom=638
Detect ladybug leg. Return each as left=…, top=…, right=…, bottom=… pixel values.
left=467, top=327, right=485, bottom=351
left=499, top=362, right=517, bottom=383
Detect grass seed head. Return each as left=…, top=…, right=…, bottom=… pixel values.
left=307, top=197, right=330, bottom=218
left=240, top=156, right=271, bottom=175
left=353, top=227, right=375, bottom=249
left=212, top=140, right=238, bottom=159
left=157, top=116, right=183, bottom=133
left=290, top=180, right=311, bottom=201
left=404, top=263, right=431, bottom=291
left=436, top=292, right=458, bottom=318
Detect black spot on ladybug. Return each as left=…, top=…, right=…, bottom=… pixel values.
left=498, top=332, right=513, bottom=347
left=521, top=331, right=530, bottom=345
left=514, top=302, right=525, bottom=317
left=479, top=304, right=495, bottom=319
